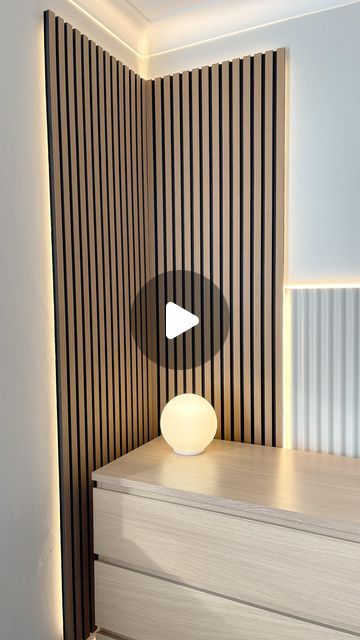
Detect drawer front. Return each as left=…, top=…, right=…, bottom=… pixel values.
left=95, top=561, right=354, bottom=640
left=94, top=488, right=360, bottom=633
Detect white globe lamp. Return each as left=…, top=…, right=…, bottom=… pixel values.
left=160, top=393, right=217, bottom=455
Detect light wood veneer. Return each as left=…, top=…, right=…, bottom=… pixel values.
left=94, top=436, right=360, bottom=541
left=94, top=488, right=360, bottom=632
left=93, top=437, right=360, bottom=639
left=95, top=563, right=356, bottom=640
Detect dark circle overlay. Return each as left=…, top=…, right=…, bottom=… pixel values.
left=130, top=270, right=230, bottom=370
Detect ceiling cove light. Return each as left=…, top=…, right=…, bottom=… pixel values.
left=160, top=393, right=217, bottom=456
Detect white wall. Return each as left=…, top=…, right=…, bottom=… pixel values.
left=146, top=2, right=360, bottom=285
left=0, top=2, right=137, bottom=639
left=1, top=2, right=360, bottom=639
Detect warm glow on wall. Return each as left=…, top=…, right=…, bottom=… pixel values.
left=285, top=283, right=360, bottom=289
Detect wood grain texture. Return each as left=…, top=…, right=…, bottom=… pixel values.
left=44, top=12, right=75, bottom=638
left=45, top=12, right=153, bottom=639
left=264, top=50, right=274, bottom=446
left=191, top=69, right=202, bottom=395
left=93, top=436, right=360, bottom=542
left=163, top=75, right=176, bottom=401
left=95, top=634, right=128, bottom=640
left=76, top=39, right=96, bottom=615
left=211, top=63, right=222, bottom=436
left=112, top=58, right=126, bottom=457
left=98, top=45, right=112, bottom=462
left=146, top=51, right=285, bottom=446
left=253, top=53, right=262, bottom=444
left=94, top=489, right=360, bottom=633
left=221, top=61, right=231, bottom=441
left=45, top=12, right=286, bottom=637
left=242, top=55, right=252, bottom=444
left=182, top=70, right=192, bottom=390
left=201, top=66, right=212, bottom=404
left=59, top=18, right=84, bottom=637
left=95, top=562, right=355, bottom=640
left=172, top=73, right=184, bottom=395
left=118, top=62, right=133, bottom=454
left=153, top=77, right=167, bottom=414
left=231, top=58, right=241, bottom=443
left=144, top=77, right=158, bottom=439
left=275, top=47, right=286, bottom=446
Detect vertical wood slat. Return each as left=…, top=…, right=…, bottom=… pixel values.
left=191, top=69, right=202, bottom=395
left=44, top=12, right=75, bottom=639
left=81, top=34, right=98, bottom=630
left=163, top=75, right=175, bottom=400
left=140, top=78, right=150, bottom=444
left=105, top=52, right=119, bottom=461
left=232, top=58, right=241, bottom=443
left=154, top=77, right=167, bottom=412
left=73, top=27, right=92, bottom=637
left=127, top=74, right=138, bottom=448
left=59, top=19, right=84, bottom=640
left=242, top=55, right=252, bottom=444
left=253, top=53, right=262, bottom=445
left=131, top=70, right=142, bottom=450
left=211, top=63, right=222, bottom=438
left=118, top=63, right=133, bottom=454
left=90, top=39, right=105, bottom=470
left=221, top=61, right=231, bottom=441
left=98, top=45, right=113, bottom=463
left=125, top=66, right=138, bottom=452
left=111, top=57, right=126, bottom=459
left=173, top=73, right=184, bottom=395
left=145, top=78, right=159, bottom=439
left=275, top=48, right=286, bottom=446
left=45, top=12, right=285, bottom=637
left=93, top=45, right=108, bottom=467
left=136, top=75, right=149, bottom=445
left=264, top=50, right=274, bottom=446
left=201, top=67, right=212, bottom=405
left=182, top=71, right=192, bottom=390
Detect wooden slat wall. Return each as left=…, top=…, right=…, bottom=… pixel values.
left=147, top=51, right=285, bottom=445
left=44, top=12, right=151, bottom=640
left=45, top=10, right=285, bottom=638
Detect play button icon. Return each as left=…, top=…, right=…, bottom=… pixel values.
left=131, top=270, right=229, bottom=369
left=166, top=302, right=199, bottom=339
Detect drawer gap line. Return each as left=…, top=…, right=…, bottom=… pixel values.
left=96, top=558, right=360, bottom=638
left=95, top=486, right=360, bottom=544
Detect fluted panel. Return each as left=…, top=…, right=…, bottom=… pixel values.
left=290, top=288, right=360, bottom=457
left=147, top=51, right=286, bottom=446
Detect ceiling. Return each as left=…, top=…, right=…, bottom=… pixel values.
left=125, top=0, right=215, bottom=22
left=74, top=0, right=359, bottom=58
left=124, top=0, right=357, bottom=24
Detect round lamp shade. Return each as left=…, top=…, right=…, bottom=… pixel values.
left=160, top=393, right=217, bottom=455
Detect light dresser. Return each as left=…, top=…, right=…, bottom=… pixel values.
left=93, top=436, right=360, bottom=640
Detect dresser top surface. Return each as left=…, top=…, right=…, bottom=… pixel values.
left=93, top=437, right=360, bottom=531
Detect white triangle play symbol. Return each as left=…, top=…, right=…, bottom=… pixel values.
left=166, top=302, right=199, bottom=339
